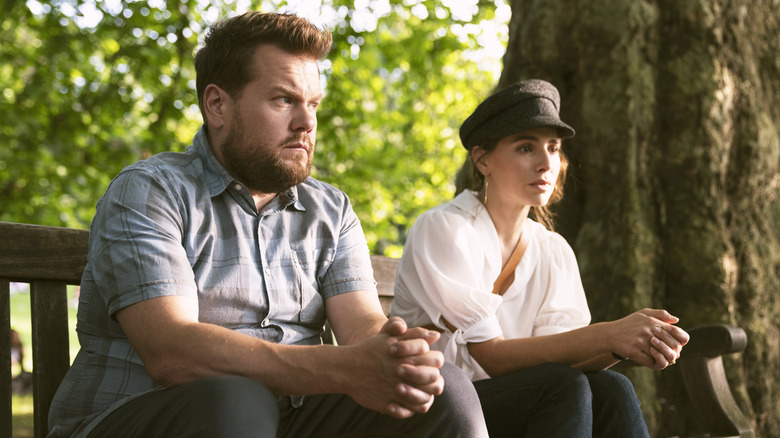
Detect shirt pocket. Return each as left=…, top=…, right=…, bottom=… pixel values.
left=291, top=248, right=333, bottom=322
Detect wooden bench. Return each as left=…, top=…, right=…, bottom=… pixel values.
left=1, top=221, right=754, bottom=438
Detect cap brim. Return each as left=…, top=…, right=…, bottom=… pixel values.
left=526, top=116, right=575, bottom=139
left=465, top=115, right=575, bottom=149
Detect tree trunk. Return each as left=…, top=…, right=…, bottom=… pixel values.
left=500, top=0, right=780, bottom=436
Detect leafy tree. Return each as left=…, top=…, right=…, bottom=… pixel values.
left=314, top=0, right=499, bottom=255
left=2, top=1, right=200, bottom=227
left=1, top=0, right=504, bottom=257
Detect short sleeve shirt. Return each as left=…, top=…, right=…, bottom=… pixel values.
left=391, top=190, right=591, bottom=381
left=47, top=127, right=376, bottom=438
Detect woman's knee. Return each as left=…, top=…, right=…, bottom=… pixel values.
left=476, top=364, right=593, bottom=436
left=587, top=370, right=641, bottom=408
left=475, top=363, right=591, bottom=406
left=535, top=363, right=592, bottom=401
left=587, top=370, right=649, bottom=437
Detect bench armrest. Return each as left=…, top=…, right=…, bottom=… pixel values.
left=680, top=324, right=747, bottom=360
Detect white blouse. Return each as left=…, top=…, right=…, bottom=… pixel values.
left=391, top=190, right=591, bottom=381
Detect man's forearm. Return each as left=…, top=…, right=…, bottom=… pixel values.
left=141, top=318, right=441, bottom=418
left=324, top=290, right=390, bottom=345
left=115, top=295, right=354, bottom=395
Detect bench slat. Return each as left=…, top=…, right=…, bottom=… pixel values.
left=370, top=255, right=398, bottom=316
left=30, top=280, right=72, bottom=438
left=1, top=280, right=12, bottom=438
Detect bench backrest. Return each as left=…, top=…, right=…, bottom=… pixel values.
left=1, top=222, right=88, bottom=438
left=370, top=254, right=398, bottom=315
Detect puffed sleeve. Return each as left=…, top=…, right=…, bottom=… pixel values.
left=531, top=232, right=591, bottom=336
left=394, top=207, right=504, bottom=343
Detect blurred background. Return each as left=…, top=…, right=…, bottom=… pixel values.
left=3, top=0, right=779, bottom=436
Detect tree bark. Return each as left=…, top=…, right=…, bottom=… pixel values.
left=500, top=0, right=780, bottom=436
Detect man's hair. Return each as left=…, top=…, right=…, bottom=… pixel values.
left=194, top=12, right=332, bottom=122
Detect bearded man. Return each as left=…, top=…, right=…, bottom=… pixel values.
left=47, top=12, right=487, bottom=438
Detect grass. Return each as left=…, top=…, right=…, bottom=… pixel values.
left=10, top=284, right=80, bottom=438
left=12, top=394, right=34, bottom=438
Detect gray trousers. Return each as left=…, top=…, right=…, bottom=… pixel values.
left=86, top=362, right=487, bottom=438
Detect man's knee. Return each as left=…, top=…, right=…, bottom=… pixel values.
left=437, top=362, right=479, bottom=404
left=182, top=375, right=279, bottom=435
left=427, top=362, right=489, bottom=437
left=89, top=375, right=280, bottom=438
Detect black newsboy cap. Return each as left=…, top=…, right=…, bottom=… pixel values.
left=459, top=79, right=575, bottom=150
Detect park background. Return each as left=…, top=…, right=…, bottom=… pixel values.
left=3, top=0, right=779, bottom=436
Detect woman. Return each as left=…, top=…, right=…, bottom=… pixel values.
left=391, top=79, right=689, bottom=437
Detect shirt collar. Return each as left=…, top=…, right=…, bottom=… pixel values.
left=451, top=190, right=485, bottom=219
left=260, top=184, right=305, bottom=215
left=451, top=190, right=501, bottom=273
left=192, top=126, right=236, bottom=198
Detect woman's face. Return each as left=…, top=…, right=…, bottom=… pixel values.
left=474, top=126, right=562, bottom=209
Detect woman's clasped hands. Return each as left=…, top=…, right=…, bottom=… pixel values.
left=610, top=308, right=690, bottom=370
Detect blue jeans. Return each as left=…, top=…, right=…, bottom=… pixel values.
left=473, top=363, right=649, bottom=438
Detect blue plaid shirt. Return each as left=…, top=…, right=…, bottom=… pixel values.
left=47, top=127, right=376, bottom=438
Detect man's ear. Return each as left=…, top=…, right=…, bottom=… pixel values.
left=203, top=84, right=230, bottom=131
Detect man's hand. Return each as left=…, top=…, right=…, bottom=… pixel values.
left=324, top=292, right=445, bottom=417
left=344, top=317, right=445, bottom=418
left=383, top=317, right=444, bottom=414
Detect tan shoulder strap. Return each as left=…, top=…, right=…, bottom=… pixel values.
left=491, top=231, right=529, bottom=296
left=433, top=227, right=530, bottom=333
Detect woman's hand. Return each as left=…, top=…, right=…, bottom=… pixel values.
left=611, top=309, right=690, bottom=370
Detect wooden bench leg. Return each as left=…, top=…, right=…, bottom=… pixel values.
left=679, top=356, right=754, bottom=438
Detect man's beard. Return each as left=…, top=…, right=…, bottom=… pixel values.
left=220, top=117, right=313, bottom=194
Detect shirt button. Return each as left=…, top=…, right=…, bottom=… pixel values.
left=234, top=184, right=242, bottom=191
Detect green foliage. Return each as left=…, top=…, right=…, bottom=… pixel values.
left=1, top=0, right=504, bottom=254
left=313, top=0, right=497, bottom=254
left=1, top=0, right=204, bottom=228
